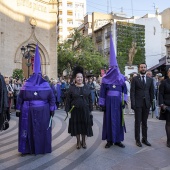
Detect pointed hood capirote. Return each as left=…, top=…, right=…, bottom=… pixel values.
left=102, top=34, right=125, bottom=85
left=21, top=44, right=51, bottom=91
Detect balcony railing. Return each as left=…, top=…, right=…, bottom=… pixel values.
left=105, top=31, right=112, bottom=39
left=96, top=35, right=102, bottom=43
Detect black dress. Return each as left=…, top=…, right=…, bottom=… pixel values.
left=159, top=78, right=170, bottom=121
left=65, top=84, right=93, bottom=136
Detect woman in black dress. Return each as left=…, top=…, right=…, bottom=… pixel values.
left=65, top=66, right=93, bottom=149
left=159, top=68, right=170, bottom=148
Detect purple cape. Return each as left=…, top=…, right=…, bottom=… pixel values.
left=102, top=67, right=125, bottom=85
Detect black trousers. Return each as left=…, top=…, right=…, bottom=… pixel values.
left=134, top=99, right=150, bottom=141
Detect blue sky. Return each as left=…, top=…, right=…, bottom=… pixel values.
left=86, top=0, right=170, bottom=17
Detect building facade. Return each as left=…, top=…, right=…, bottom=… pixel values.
left=82, top=11, right=170, bottom=75
left=57, top=0, right=86, bottom=43
left=0, top=0, right=58, bottom=78
left=0, top=0, right=86, bottom=78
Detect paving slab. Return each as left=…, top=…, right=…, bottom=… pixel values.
left=0, top=109, right=170, bottom=170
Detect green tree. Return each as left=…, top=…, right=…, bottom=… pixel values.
left=12, top=68, right=24, bottom=80
left=58, top=29, right=107, bottom=76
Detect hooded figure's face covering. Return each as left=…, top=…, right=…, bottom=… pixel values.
left=102, top=66, right=125, bottom=85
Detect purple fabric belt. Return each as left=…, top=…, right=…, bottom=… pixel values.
left=107, top=91, right=121, bottom=96
left=27, top=100, right=48, bottom=107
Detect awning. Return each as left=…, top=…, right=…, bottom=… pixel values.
left=147, top=56, right=166, bottom=71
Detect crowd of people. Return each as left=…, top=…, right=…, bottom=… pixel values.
left=1, top=39, right=170, bottom=156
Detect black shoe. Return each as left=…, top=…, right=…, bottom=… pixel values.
left=141, top=139, right=151, bottom=146
left=156, top=116, right=159, bottom=119
left=82, top=142, right=87, bottom=149
left=167, top=143, right=170, bottom=148
left=76, top=142, right=81, bottom=149
left=136, top=141, right=142, bottom=147
left=114, top=142, right=125, bottom=148
left=105, top=142, right=113, bottom=148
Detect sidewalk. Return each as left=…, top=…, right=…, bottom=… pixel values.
left=0, top=109, right=170, bottom=170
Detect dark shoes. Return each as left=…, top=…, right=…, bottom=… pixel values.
left=136, top=141, right=142, bottom=147
left=141, top=139, right=151, bottom=146
left=136, top=139, right=151, bottom=147
left=76, top=142, right=81, bottom=149
left=114, top=142, right=125, bottom=148
left=82, top=142, right=87, bottom=149
left=167, top=143, right=170, bottom=148
left=105, top=142, right=113, bottom=148
left=105, top=142, right=125, bottom=148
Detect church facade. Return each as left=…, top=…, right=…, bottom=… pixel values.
left=0, top=0, right=58, bottom=78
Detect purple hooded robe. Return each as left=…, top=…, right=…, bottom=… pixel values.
left=17, top=45, right=56, bottom=154
left=99, top=34, right=127, bottom=143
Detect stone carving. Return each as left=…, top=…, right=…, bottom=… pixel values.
left=128, top=42, right=137, bottom=66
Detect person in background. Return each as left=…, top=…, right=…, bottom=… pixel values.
left=133, top=73, right=138, bottom=78
left=95, top=79, right=101, bottom=109
left=156, top=73, right=163, bottom=105
left=5, top=77, right=14, bottom=114
left=146, top=71, right=159, bottom=119
left=13, top=79, right=22, bottom=110
left=16, top=45, right=56, bottom=155
left=125, top=76, right=133, bottom=114
left=93, top=76, right=97, bottom=86
left=0, top=73, right=9, bottom=130
left=65, top=66, right=93, bottom=149
left=84, top=77, right=88, bottom=85
left=55, top=79, right=61, bottom=109
left=159, top=68, right=170, bottom=148
left=130, top=63, right=154, bottom=147
left=99, top=34, right=127, bottom=148
left=60, top=80, right=66, bottom=108
left=88, top=77, right=95, bottom=106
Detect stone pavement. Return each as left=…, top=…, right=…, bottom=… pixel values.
left=0, top=109, right=170, bottom=170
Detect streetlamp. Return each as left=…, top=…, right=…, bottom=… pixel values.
left=21, top=44, right=32, bottom=78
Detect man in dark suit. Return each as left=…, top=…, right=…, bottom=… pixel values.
left=130, top=63, right=154, bottom=147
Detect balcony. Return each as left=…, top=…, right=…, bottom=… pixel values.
left=96, top=35, right=102, bottom=43
left=67, top=13, right=73, bottom=19
left=105, top=31, right=112, bottom=39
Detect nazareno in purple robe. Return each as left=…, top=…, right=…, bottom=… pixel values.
left=16, top=45, right=56, bottom=155
left=17, top=74, right=56, bottom=155
left=99, top=34, right=128, bottom=143
left=99, top=83, right=127, bottom=143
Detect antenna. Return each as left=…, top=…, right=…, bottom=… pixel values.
left=121, top=7, right=123, bottom=13
left=153, top=3, right=156, bottom=13
left=153, top=3, right=156, bottom=10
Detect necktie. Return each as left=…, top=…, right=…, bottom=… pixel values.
left=142, top=76, right=145, bottom=85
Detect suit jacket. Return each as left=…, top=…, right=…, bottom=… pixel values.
left=130, top=75, right=154, bottom=109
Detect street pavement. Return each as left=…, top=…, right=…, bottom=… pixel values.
left=0, top=109, right=170, bottom=170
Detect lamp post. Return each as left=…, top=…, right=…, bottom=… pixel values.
left=21, top=44, right=32, bottom=78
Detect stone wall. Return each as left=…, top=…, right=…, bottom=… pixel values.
left=0, top=0, right=57, bottom=78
